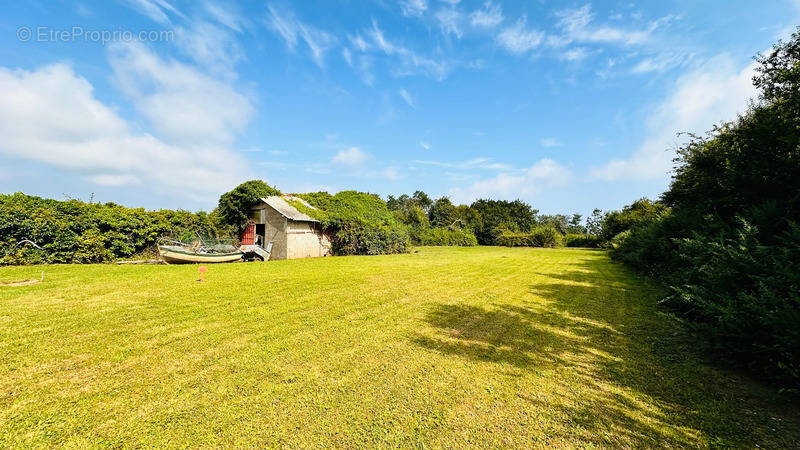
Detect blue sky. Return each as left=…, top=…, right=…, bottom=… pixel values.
left=0, top=0, right=797, bottom=215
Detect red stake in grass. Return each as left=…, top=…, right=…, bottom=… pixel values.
left=198, top=265, right=207, bottom=282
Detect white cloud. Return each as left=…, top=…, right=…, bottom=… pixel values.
left=560, top=47, right=590, bottom=61
left=383, top=166, right=401, bottom=180
left=591, top=54, right=757, bottom=181
left=202, top=0, right=247, bottom=33
left=555, top=4, right=669, bottom=46
left=0, top=63, right=247, bottom=198
left=412, top=157, right=511, bottom=170
left=631, top=53, right=691, bottom=74
left=497, top=18, right=544, bottom=54
left=399, top=88, right=415, bottom=107
left=266, top=5, right=334, bottom=67
left=470, top=1, right=503, bottom=28
left=448, top=158, right=571, bottom=203
left=365, top=20, right=451, bottom=80
left=539, top=138, right=562, bottom=147
left=399, top=0, right=427, bottom=17
left=420, top=141, right=431, bottom=150
left=342, top=48, right=353, bottom=66
left=109, top=42, right=253, bottom=147
left=123, top=0, right=184, bottom=25
left=332, top=147, right=370, bottom=165
left=435, top=7, right=464, bottom=38
left=175, top=21, right=243, bottom=75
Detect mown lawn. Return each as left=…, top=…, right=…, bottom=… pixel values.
left=1, top=247, right=798, bottom=447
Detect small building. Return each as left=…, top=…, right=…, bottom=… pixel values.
left=240, top=196, right=332, bottom=260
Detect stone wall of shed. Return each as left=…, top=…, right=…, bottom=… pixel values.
left=285, top=221, right=331, bottom=259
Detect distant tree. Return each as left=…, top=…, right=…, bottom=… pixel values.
left=537, top=214, right=569, bottom=235
left=586, top=209, right=604, bottom=236
left=470, top=199, right=537, bottom=245
left=568, top=213, right=586, bottom=234
left=393, top=203, right=429, bottom=228
left=429, top=197, right=459, bottom=228
left=412, top=191, right=433, bottom=212
left=217, top=180, right=281, bottom=229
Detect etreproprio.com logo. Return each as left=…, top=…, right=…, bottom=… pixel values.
left=17, top=26, right=173, bottom=45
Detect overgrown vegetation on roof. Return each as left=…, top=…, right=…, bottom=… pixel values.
left=290, top=191, right=410, bottom=255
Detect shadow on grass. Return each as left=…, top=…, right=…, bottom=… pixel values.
left=410, top=257, right=800, bottom=447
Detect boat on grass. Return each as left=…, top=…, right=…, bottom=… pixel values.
left=158, top=237, right=243, bottom=264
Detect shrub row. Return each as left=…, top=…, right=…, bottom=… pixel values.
left=496, top=226, right=563, bottom=248
left=563, top=233, right=601, bottom=248
left=0, top=192, right=226, bottom=265
left=409, top=227, right=478, bottom=246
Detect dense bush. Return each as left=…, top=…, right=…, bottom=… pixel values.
left=409, top=227, right=478, bottom=246
left=496, top=225, right=563, bottom=248
left=294, top=191, right=409, bottom=256
left=0, top=193, right=224, bottom=264
left=470, top=199, right=538, bottom=245
left=610, top=32, right=800, bottom=388
left=564, top=233, right=601, bottom=248
left=331, top=222, right=410, bottom=255
left=217, top=180, right=281, bottom=229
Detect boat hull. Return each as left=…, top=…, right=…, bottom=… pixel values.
left=159, top=246, right=243, bottom=264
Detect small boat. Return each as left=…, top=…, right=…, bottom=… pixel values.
left=158, top=237, right=243, bottom=264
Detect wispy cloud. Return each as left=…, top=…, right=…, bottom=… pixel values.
left=266, top=5, right=335, bottom=67
left=497, top=17, right=544, bottom=54
left=470, top=1, right=503, bottom=28
left=363, top=20, right=452, bottom=80
left=435, top=7, right=464, bottom=38
left=399, top=88, right=415, bottom=107
left=123, top=0, right=184, bottom=25
left=420, top=141, right=431, bottom=150
left=539, top=138, right=562, bottom=147
left=412, top=157, right=511, bottom=170
left=399, top=0, right=427, bottom=17
left=555, top=4, right=671, bottom=46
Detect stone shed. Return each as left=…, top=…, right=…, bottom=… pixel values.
left=241, top=196, right=332, bottom=260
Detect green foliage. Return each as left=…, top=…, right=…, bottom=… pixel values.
left=409, top=227, right=478, bottom=246
left=471, top=199, right=538, bottom=245
left=599, top=198, right=669, bottom=242
left=564, top=233, right=601, bottom=248
left=496, top=225, right=563, bottom=248
left=0, top=193, right=223, bottom=264
left=611, top=31, right=800, bottom=389
left=217, top=180, right=281, bottom=229
left=295, top=191, right=409, bottom=256
left=428, top=197, right=459, bottom=228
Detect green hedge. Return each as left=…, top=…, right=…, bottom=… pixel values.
left=409, top=227, right=478, bottom=246
left=564, top=233, right=600, bottom=248
left=496, top=226, right=563, bottom=248
left=0, top=193, right=225, bottom=265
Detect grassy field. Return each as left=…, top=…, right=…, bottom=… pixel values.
left=1, top=247, right=798, bottom=447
